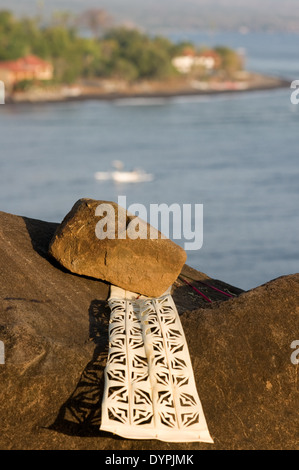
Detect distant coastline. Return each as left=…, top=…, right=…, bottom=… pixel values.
left=4, top=72, right=290, bottom=106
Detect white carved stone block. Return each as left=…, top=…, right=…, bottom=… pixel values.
left=100, top=286, right=213, bottom=443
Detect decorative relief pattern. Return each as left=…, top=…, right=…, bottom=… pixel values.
left=100, top=287, right=213, bottom=443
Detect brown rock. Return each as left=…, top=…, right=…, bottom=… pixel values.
left=48, top=198, right=187, bottom=297
left=0, top=210, right=298, bottom=450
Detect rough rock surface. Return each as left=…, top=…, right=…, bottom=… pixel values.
left=0, top=210, right=298, bottom=450
left=48, top=198, right=187, bottom=298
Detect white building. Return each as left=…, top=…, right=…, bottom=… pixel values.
left=172, top=50, right=220, bottom=74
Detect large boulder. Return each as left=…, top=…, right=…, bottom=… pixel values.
left=0, top=210, right=298, bottom=450
left=48, top=198, right=187, bottom=297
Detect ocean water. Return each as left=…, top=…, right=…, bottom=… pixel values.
left=0, top=31, right=298, bottom=291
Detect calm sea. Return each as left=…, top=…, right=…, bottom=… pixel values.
left=0, top=31, right=298, bottom=291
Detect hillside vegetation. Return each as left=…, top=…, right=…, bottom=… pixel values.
left=0, top=10, right=242, bottom=86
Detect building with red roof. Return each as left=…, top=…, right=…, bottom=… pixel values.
left=0, top=55, right=53, bottom=88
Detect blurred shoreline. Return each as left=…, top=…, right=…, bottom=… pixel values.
left=4, top=72, right=289, bottom=105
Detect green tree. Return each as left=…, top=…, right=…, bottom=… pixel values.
left=103, top=27, right=176, bottom=80
left=0, top=11, right=29, bottom=59
left=214, top=46, right=243, bottom=77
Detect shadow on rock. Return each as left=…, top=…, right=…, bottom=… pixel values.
left=48, top=299, right=117, bottom=438
left=23, top=216, right=58, bottom=260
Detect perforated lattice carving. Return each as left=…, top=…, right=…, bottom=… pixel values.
left=100, top=287, right=213, bottom=443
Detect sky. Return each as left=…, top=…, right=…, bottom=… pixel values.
left=0, top=0, right=299, bottom=32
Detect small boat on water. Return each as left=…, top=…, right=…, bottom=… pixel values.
left=95, top=160, right=153, bottom=184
